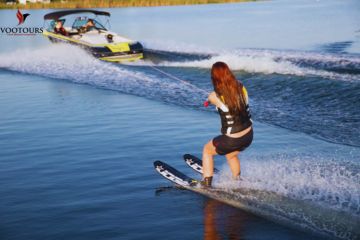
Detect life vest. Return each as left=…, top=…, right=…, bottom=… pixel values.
left=216, top=86, right=252, bottom=135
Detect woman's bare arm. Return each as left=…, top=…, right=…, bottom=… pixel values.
left=208, top=91, right=224, bottom=108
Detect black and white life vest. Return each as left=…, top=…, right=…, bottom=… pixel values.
left=216, top=86, right=252, bottom=135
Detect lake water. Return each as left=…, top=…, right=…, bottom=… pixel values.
left=0, top=0, right=359, bottom=239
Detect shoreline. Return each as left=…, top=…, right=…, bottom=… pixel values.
left=0, top=0, right=257, bottom=10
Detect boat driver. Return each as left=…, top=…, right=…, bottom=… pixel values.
left=83, top=19, right=96, bottom=32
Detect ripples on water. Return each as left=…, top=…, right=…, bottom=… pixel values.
left=1, top=42, right=359, bottom=238
left=1, top=43, right=359, bottom=146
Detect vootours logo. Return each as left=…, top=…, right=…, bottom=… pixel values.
left=0, top=9, right=43, bottom=36
left=17, top=9, right=30, bottom=25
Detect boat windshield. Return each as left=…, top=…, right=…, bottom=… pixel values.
left=72, top=17, right=107, bottom=31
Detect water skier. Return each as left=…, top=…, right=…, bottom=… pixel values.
left=201, top=62, right=253, bottom=187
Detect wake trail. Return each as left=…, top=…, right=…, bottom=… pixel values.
left=0, top=44, right=208, bottom=108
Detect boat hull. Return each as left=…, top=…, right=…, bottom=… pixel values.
left=43, top=30, right=144, bottom=63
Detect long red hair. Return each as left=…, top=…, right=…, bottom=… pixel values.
left=211, top=62, right=246, bottom=114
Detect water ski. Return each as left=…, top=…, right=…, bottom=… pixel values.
left=154, top=154, right=220, bottom=189
left=153, top=159, right=233, bottom=202
left=183, top=154, right=219, bottom=174
left=153, top=160, right=199, bottom=187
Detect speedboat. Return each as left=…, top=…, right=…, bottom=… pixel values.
left=43, top=9, right=143, bottom=62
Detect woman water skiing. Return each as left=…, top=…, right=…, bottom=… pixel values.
left=201, top=62, right=253, bottom=187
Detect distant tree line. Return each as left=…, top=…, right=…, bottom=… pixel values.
left=1, top=0, right=256, bottom=9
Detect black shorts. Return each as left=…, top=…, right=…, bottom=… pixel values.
left=212, top=128, right=253, bottom=155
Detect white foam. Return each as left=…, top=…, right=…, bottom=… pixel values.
left=215, top=155, right=360, bottom=215
left=141, top=40, right=360, bottom=81
left=160, top=53, right=306, bottom=75
left=210, top=154, right=360, bottom=239
left=142, top=39, right=216, bottom=55
left=0, top=44, right=207, bottom=105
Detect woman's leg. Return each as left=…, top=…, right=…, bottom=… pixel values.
left=202, top=140, right=218, bottom=179
left=225, top=151, right=240, bottom=178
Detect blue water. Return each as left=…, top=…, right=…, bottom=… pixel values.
left=0, top=0, right=360, bottom=239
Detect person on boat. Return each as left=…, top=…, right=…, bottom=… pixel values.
left=201, top=62, right=253, bottom=187
left=54, top=20, right=68, bottom=36
left=83, top=19, right=96, bottom=32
